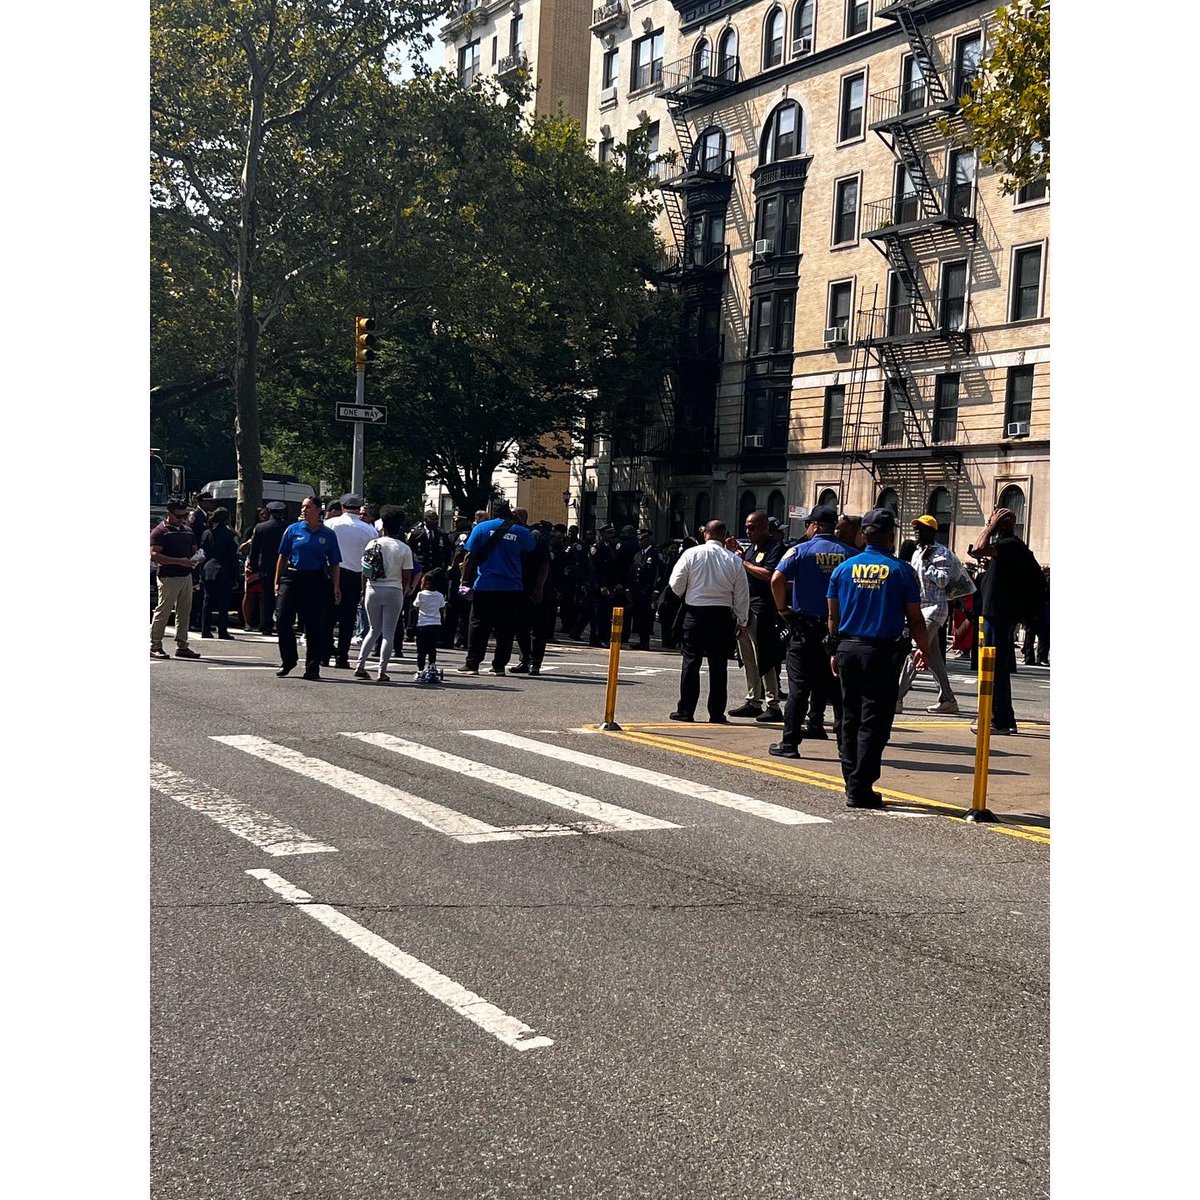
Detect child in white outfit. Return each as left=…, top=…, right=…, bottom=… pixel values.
left=413, top=570, right=447, bottom=674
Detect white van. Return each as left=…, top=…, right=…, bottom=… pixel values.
left=202, top=474, right=316, bottom=523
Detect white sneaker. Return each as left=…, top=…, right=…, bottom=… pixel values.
left=926, top=700, right=960, bottom=714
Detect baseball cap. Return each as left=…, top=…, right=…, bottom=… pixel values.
left=806, top=504, right=838, bottom=526
left=861, top=507, right=897, bottom=534
left=912, top=514, right=938, bottom=531
left=338, top=493, right=363, bottom=509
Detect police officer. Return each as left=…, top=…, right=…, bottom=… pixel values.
left=274, top=496, right=342, bottom=681
left=248, top=501, right=288, bottom=635
left=587, top=524, right=619, bottom=647
left=629, top=529, right=663, bottom=651
left=768, top=505, right=849, bottom=758
left=826, top=507, right=930, bottom=808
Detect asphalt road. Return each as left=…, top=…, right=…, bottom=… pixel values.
left=151, top=630, right=1048, bottom=1199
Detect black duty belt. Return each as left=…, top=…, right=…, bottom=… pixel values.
left=840, top=635, right=899, bottom=647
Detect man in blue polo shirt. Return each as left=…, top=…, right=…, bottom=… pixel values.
left=768, top=504, right=848, bottom=758
left=827, top=507, right=930, bottom=809
left=455, top=500, right=536, bottom=676
left=274, top=496, right=342, bottom=681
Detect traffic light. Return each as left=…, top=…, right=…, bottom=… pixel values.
left=354, top=316, right=376, bottom=369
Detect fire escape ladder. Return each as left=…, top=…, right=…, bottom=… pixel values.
left=895, top=9, right=948, bottom=105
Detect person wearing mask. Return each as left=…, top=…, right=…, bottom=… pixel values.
left=726, top=511, right=785, bottom=723
left=667, top=520, right=750, bottom=724
left=896, top=515, right=963, bottom=715
left=150, top=499, right=202, bottom=660
left=248, top=501, right=288, bottom=635
left=199, top=507, right=239, bottom=639
left=324, top=493, right=376, bottom=669
left=768, top=505, right=849, bottom=758
left=353, top=505, right=414, bottom=682
left=455, top=501, right=536, bottom=676
left=274, top=496, right=342, bottom=681
left=827, top=508, right=930, bottom=809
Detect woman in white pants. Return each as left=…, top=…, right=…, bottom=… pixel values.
left=354, top=506, right=413, bottom=682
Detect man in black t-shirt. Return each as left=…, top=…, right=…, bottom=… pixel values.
left=150, top=499, right=201, bottom=659
left=248, top=502, right=288, bottom=635
left=726, top=511, right=785, bottom=721
left=511, top=509, right=552, bottom=675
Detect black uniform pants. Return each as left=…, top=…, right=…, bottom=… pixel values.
left=984, top=618, right=1018, bottom=729
left=201, top=577, right=232, bottom=636
left=782, top=618, right=842, bottom=748
left=466, top=589, right=521, bottom=670
left=329, top=569, right=362, bottom=664
left=589, top=591, right=614, bottom=645
left=515, top=596, right=555, bottom=668
left=677, top=606, right=735, bottom=721
left=631, top=592, right=655, bottom=648
left=836, top=637, right=901, bottom=803
left=277, top=570, right=332, bottom=675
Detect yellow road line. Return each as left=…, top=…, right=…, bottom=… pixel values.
left=597, top=727, right=1049, bottom=844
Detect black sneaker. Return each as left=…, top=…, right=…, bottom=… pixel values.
left=728, top=702, right=763, bottom=718
left=803, top=725, right=829, bottom=741
left=334, top=658, right=351, bottom=670
left=768, top=743, right=800, bottom=759
left=509, top=662, right=530, bottom=674
left=755, top=706, right=783, bottom=723
left=174, top=647, right=201, bottom=659
left=488, top=665, right=506, bottom=676
left=150, top=647, right=169, bottom=660
left=846, top=792, right=885, bottom=810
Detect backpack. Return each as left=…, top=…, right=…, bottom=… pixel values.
left=361, top=541, right=387, bottom=581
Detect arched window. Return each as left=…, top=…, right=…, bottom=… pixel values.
left=877, top=488, right=899, bottom=517
left=793, top=0, right=815, bottom=48
left=760, top=100, right=804, bottom=164
left=928, top=487, right=953, bottom=545
left=692, top=37, right=711, bottom=78
left=695, top=491, right=711, bottom=532
left=767, top=490, right=786, bottom=523
left=997, top=484, right=1027, bottom=543
left=739, top=490, right=758, bottom=526
left=818, top=487, right=838, bottom=509
left=717, top=27, right=738, bottom=80
left=694, top=126, right=726, bottom=174
left=763, top=7, right=786, bottom=68
left=669, top=491, right=687, bottom=538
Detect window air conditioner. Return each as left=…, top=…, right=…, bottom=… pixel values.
left=1006, top=420, right=1030, bottom=438
left=823, top=325, right=848, bottom=346
left=744, top=434, right=765, bottom=448
left=601, top=85, right=618, bottom=105
left=792, top=37, right=812, bottom=57
left=753, top=238, right=774, bottom=257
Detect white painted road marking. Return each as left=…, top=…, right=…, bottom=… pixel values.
left=462, top=731, right=830, bottom=826
left=343, top=732, right=680, bottom=833
left=207, top=666, right=278, bottom=671
left=246, top=869, right=553, bottom=1052
left=211, top=735, right=578, bottom=844
left=149, top=762, right=338, bottom=856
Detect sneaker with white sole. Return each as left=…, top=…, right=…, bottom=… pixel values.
left=926, top=700, right=960, bottom=714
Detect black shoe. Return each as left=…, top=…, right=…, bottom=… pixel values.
left=768, top=743, right=800, bottom=758
left=174, top=647, right=201, bottom=659
left=200, top=631, right=213, bottom=639
left=846, top=792, right=885, bottom=810
left=637, top=642, right=651, bottom=651
left=709, top=715, right=730, bottom=725
left=755, top=706, right=783, bottom=724
left=803, top=725, right=829, bottom=740
left=528, top=664, right=540, bottom=676
left=334, top=658, right=351, bottom=670
left=488, top=665, right=506, bottom=676
left=728, top=702, right=763, bottom=718
left=668, top=711, right=694, bottom=722
left=218, top=632, right=235, bottom=640
left=509, top=662, right=530, bottom=674
left=302, top=669, right=321, bottom=681
left=276, top=665, right=294, bottom=677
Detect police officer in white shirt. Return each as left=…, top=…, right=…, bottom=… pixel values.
left=666, top=519, right=751, bottom=723
left=324, top=493, right=378, bottom=668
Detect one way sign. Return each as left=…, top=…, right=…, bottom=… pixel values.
left=335, top=402, right=387, bottom=426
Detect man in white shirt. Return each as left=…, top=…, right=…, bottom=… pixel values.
left=324, top=493, right=379, bottom=668
left=667, top=519, right=751, bottom=723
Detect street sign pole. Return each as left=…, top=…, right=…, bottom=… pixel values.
left=351, top=368, right=365, bottom=497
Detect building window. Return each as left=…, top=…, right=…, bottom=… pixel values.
left=761, top=100, right=803, bottom=163
left=693, top=37, right=711, bottom=77
left=1005, top=365, right=1034, bottom=426
left=823, top=385, right=845, bottom=448
left=509, top=13, right=523, bottom=56
left=458, top=40, right=480, bottom=86
left=602, top=48, right=619, bottom=89
left=631, top=30, right=664, bottom=91
left=695, top=126, right=726, bottom=173
left=948, top=148, right=976, bottom=218
left=744, top=387, right=790, bottom=451
left=877, top=487, right=899, bottom=516
left=1010, top=245, right=1044, bottom=321
left=768, top=489, right=786, bottom=522
left=941, top=260, right=968, bottom=333
left=818, top=487, right=839, bottom=509
left=764, top=7, right=786, bottom=68
left=954, top=32, right=982, bottom=102
left=793, top=0, right=814, bottom=48
left=893, top=162, right=919, bottom=224
left=886, top=270, right=913, bottom=337
left=1016, top=145, right=1048, bottom=206
left=933, top=374, right=959, bottom=443
left=927, top=487, right=953, bottom=544
left=751, top=295, right=774, bottom=355
left=756, top=192, right=800, bottom=252
left=717, top=28, right=737, bottom=78
left=598, top=137, right=614, bottom=164
left=997, top=484, right=1027, bottom=543
left=781, top=193, right=801, bottom=253
left=827, top=280, right=853, bottom=336
left=492, top=36, right=497, bottom=65
left=687, top=210, right=725, bottom=269
left=881, top=379, right=907, bottom=444
left=839, top=72, right=865, bottom=142
left=751, top=293, right=795, bottom=355
left=846, top=0, right=868, bottom=36
left=900, top=54, right=926, bottom=113
left=739, top=490, right=758, bottom=523
left=833, top=176, right=859, bottom=244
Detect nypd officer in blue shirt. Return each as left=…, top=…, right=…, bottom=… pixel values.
left=274, top=495, right=342, bottom=680
left=826, top=507, right=930, bottom=808
left=768, top=504, right=848, bottom=758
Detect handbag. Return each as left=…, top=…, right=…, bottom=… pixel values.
left=361, top=541, right=387, bottom=581
left=944, top=549, right=976, bottom=600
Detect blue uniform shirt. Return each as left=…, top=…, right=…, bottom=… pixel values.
left=776, top=533, right=850, bottom=618
left=827, top=546, right=920, bottom=639
left=278, top=521, right=343, bottom=572
left=465, top=518, right=536, bottom=591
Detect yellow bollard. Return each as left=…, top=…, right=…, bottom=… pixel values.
left=599, top=606, right=624, bottom=731
left=966, top=644, right=998, bottom=823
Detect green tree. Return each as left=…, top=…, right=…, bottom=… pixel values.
left=957, top=0, right=1049, bottom=194
left=150, top=0, right=442, bottom=529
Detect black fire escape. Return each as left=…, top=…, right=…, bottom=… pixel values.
left=840, top=0, right=979, bottom=511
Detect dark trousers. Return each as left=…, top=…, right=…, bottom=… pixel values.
left=631, top=593, right=655, bottom=648
left=516, top=596, right=555, bottom=668
left=984, top=618, right=1017, bottom=729
left=466, top=589, right=521, bottom=670
left=677, top=606, right=735, bottom=721
left=836, top=638, right=901, bottom=803
left=276, top=570, right=332, bottom=674
left=257, top=576, right=276, bottom=634
left=201, top=577, right=232, bottom=636
left=589, top=592, right=613, bottom=645
left=782, top=619, right=842, bottom=747
left=189, top=567, right=203, bottom=629
left=416, top=625, right=441, bottom=670
left=1022, top=606, right=1050, bottom=663
left=329, top=570, right=362, bottom=664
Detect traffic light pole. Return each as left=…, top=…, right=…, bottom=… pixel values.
left=351, top=367, right=365, bottom=497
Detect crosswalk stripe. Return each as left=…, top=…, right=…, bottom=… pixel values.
left=342, top=732, right=680, bottom=833
left=462, top=731, right=829, bottom=826
left=246, top=869, right=553, bottom=1052
left=211, top=735, right=577, bottom=844
left=150, top=762, right=338, bottom=856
